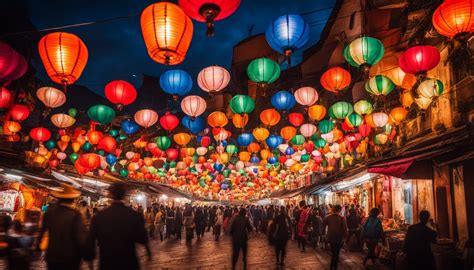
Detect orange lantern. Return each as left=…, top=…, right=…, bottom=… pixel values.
left=232, top=113, right=248, bottom=128
left=97, top=136, right=117, bottom=153
left=308, top=104, right=327, bottom=121
left=365, top=114, right=377, bottom=128
left=79, top=153, right=101, bottom=170
left=239, top=151, right=251, bottom=162
left=433, top=0, right=474, bottom=39
left=280, top=126, right=297, bottom=141
left=252, top=127, right=270, bottom=141
left=332, top=128, right=343, bottom=141
left=390, top=107, right=408, bottom=124
left=173, top=132, right=191, bottom=146
left=247, top=142, right=260, bottom=153
left=38, top=32, right=88, bottom=86
left=400, top=90, right=414, bottom=108
left=260, top=149, right=271, bottom=160
left=320, top=67, right=351, bottom=93
left=87, top=130, right=103, bottom=145
left=50, top=113, right=76, bottom=129
left=207, top=111, right=228, bottom=127
left=36, top=87, right=66, bottom=108
left=401, top=73, right=417, bottom=90
left=140, top=2, right=193, bottom=65
left=3, top=121, right=21, bottom=135
left=259, top=108, right=280, bottom=127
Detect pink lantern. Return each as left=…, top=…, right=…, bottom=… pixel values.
left=0, top=42, right=27, bottom=83
left=299, top=123, right=317, bottom=138
left=36, top=87, right=66, bottom=108
left=294, top=87, right=318, bottom=107
left=181, top=95, right=207, bottom=117
left=371, top=112, right=389, bottom=127
left=197, top=65, right=230, bottom=93
left=0, top=87, right=13, bottom=108
left=134, top=109, right=158, bottom=128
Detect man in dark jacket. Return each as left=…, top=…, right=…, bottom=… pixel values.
left=272, top=206, right=291, bottom=266
left=86, top=182, right=151, bottom=270
left=403, top=210, right=437, bottom=270
left=230, top=208, right=252, bottom=270
left=37, top=184, right=86, bottom=270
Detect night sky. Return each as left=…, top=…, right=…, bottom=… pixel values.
left=25, top=0, right=335, bottom=95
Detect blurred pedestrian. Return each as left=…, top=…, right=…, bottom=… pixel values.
left=214, top=206, right=224, bottom=241
left=403, top=210, right=437, bottom=270
left=183, top=204, right=194, bottom=243
left=165, top=206, right=175, bottom=239
left=155, top=206, right=165, bottom=241
left=175, top=207, right=183, bottom=240
left=362, top=208, right=383, bottom=267
left=144, top=207, right=156, bottom=240
left=324, top=205, right=347, bottom=270
left=297, top=200, right=310, bottom=252
left=272, top=206, right=291, bottom=267
left=347, top=205, right=361, bottom=250
left=6, top=220, right=33, bottom=270
left=230, top=208, right=252, bottom=270
left=194, top=207, right=205, bottom=240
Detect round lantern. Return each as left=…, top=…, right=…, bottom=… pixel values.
left=121, top=119, right=139, bottom=135
left=271, top=90, right=296, bottom=111
left=182, top=116, right=206, bottom=134
left=300, top=123, right=317, bottom=137
left=294, top=87, right=318, bottom=106
left=50, top=113, right=76, bottom=129
left=252, top=127, right=270, bottom=141
left=239, top=151, right=251, bottom=162
left=0, top=87, right=12, bottom=108
left=141, top=2, right=193, bottom=65
left=247, top=58, right=280, bottom=86
left=354, top=99, right=373, bottom=115
left=389, top=107, right=408, bottom=124
left=247, top=142, right=260, bottom=153
left=343, top=36, right=384, bottom=71
left=371, top=112, right=389, bottom=127
left=358, top=124, right=372, bottom=137
left=9, top=105, right=30, bottom=122
left=260, top=108, right=281, bottom=127
left=370, top=54, right=406, bottom=87
left=0, top=42, right=27, bottom=83
left=134, top=109, right=158, bottom=128
left=329, top=101, right=353, bottom=120
left=417, top=79, right=444, bottom=99
left=156, top=136, right=172, bottom=151
left=288, top=112, right=304, bottom=127
left=265, top=14, right=309, bottom=57
left=207, top=111, right=228, bottom=127
left=3, top=121, right=21, bottom=135
left=237, top=133, right=254, bottom=147
left=314, top=138, right=327, bottom=148
left=98, top=136, right=117, bottom=153
left=230, top=95, right=255, bottom=114
left=36, top=87, right=66, bottom=109
left=318, top=120, right=334, bottom=134
left=291, top=134, right=305, bottom=146
left=87, top=130, right=103, bottom=145
left=401, top=90, right=415, bottom=108
left=174, top=132, right=191, bottom=146
left=159, top=69, right=193, bottom=99
left=266, top=135, right=283, bottom=150
left=178, top=0, right=240, bottom=36
left=365, top=75, right=395, bottom=96
left=197, top=65, right=230, bottom=93
left=375, top=134, right=388, bottom=145
left=346, top=113, right=363, bottom=128
left=181, top=95, right=207, bottom=118
left=399, top=45, right=440, bottom=77
left=232, top=113, right=249, bottom=128
left=79, top=153, right=101, bottom=170
left=38, top=32, right=88, bottom=85
left=280, top=126, right=297, bottom=141
left=160, top=112, right=180, bottom=132
left=104, top=80, right=137, bottom=108
left=415, top=97, right=432, bottom=110
left=29, top=127, right=51, bottom=143
left=433, top=0, right=474, bottom=39
left=213, top=128, right=230, bottom=141
left=320, top=67, right=351, bottom=93
left=87, top=105, right=116, bottom=125
left=308, top=105, right=327, bottom=121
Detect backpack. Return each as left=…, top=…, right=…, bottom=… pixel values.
left=363, top=217, right=383, bottom=239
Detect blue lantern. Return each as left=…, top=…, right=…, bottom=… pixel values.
left=266, top=14, right=310, bottom=56
left=268, top=156, right=277, bottom=164
left=250, top=156, right=260, bottom=163
left=214, top=163, right=224, bottom=172
left=271, top=90, right=296, bottom=111
left=237, top=133, right=254, bottom=147
left=105, top=154, right=116, bottom=166
left=285, top=147, right=295, bottom=155
left=159, top=69, right=193, bottom=97
left=265, top=135, right=283, bottom=150
left=182, top=116, right=205, bottom=134
left=121, top=119, right=139, bottom=135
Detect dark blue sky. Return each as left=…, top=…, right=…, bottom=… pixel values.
left=25, top=0, right=335, bottom=95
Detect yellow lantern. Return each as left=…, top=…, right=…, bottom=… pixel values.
left=400, top=90, right=414, bottom=108
left=239, top=151, right=251, bottom=162
left=389, top=107, right=408, bottom=124
left=252, top=127, right=270, bottom=141
left=173, top=132, right=191, bottom=146
left=260, top=149, right=271, bottom=160
left=219, top=153, right=229, bottom=164
left=308, top=104, right=326, bottom=121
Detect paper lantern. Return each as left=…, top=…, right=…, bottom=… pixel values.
left=9, top=105, right=30, bottom=122
left=36, top=87, right=66, bottom=108
left=308, top=105, right=327, bottom=121
left=213, top=128, right=230, bottom=141
left=230, top=95, right=255, bottom=114
left=433, top=0, right=474, bottom=39
left=365, top=75, right=395, bottom=96
left=159, top=69, right=193, bottom=99
left=87, top=105, right=116, bottom=125
left=86, top=130, right=103, bottom=145
left=104, top=80, right=137, bottom=107
left=208, top=111, right=228, bottom=127
left=232, top=113, right=249, bottom=128
left=358, top=124, right=372, bottom=137
left=417, top=79, right=444, bottom=99
left=0, top=87, right=12, bottom=108
left=237, top=133, right=254, bottom=147
left=98, top=136, right=117, bottom=153
left=38, top=32, right=88, bottom=85
left=354, top=100, right=373, bottom=115
left=271, top=90, right=296, bottom=111
left=182, top=115, right=206, bottom=134
left=239, top=151, right=251, bottom=162
left=3, top=121, right=21, bottom=135
left=389, top=107, right=408, bottom=124
left=181, top=95, right=207, bottom=118
left=401, top=90, right=415, bottom=108
left=346, top=113, right=363, bottom=128
left=318, top=120, right=334, bottom=134
left=294, top=87, right=318, bottom=106
left=29, top=127, right=51, bottom=143
left=252, top=127, right=270, bottom=141
left=300, top=123, right=317, bottom=137
left=343, top=36, right=384, bottom=70
left=280, top=126, right=297, bottom=141
left=266, top=135, right=283, bottom=150
left=141, top=2, right=193, bottom=65
left=265, top=14, right=309, bottom=56
left=196, top=147, right=208, bottom=156
left=320, top=67, right=351, bottom=93
left=160, top=112, right=180, bottom=132
left=260, top=108, right=281, bottom=127
left=174, top=132, right=191, bottom=146
left=197, top=65, right=230, bottom=93
left=369, top=54, right=406, bottom=87
left=134, top=109, right=158, bottom=128
left=247, top=58, right=280, bottom=86
left=291, top=134, right=305, bottom=146
left=415, top=97, right=433, bottom=110
left=375, top=134, right=388, bottom=145
left=51, top=113, right=76, bottom=129
left=0, top=42, right=27, bottom=83
left=178, top=0, right=240, bottom=36
left=399, top=45, right=440, bottom=76
left=156, top=136, right=172, bottom=151
left=371, top=112, right=389, bottom=127
left=121, top=119, right=139, bottom=135
left=287, top=112, right=304, bottom=127
left=79, top=153, right=101, bottom=170
left=329, top=101, right=353, bottom=120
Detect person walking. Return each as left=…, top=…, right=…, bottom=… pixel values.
left=6, top=220, right=33, bottom=270
left=165, top=206, right=175, bottom=239
left=183, top=204, right=194, bottom=243
left=208, top=206, right=217, bottom=233
left=214, top=206, right=224, bottom=240
left=252, top=206, right=262, bottom=233
left=403, top=210, right=437, bottom=270
left=36, top=184, right=86, bottom=270
left=85, top=182, right=151, bottom=270
left=324, top=205, right=348, bottom=270
left=194, top=207, right=205, bottom=240
left=347, top=205, right=362, bottom=250
left=308, top=208, right=323, bottom=248
left=291, top=205, right=300, bottom=240
left=144, top=207, right=156, bottom=240
left=362, top=208, right=383, bottom=267
left=297, top=201, right=310, bottom=252
left=175, top=207, right=183, bottom=240
left=272, top=206, right=291, bottom=267
left=230, top=208, right=252, bottom=270
left=154, top=206, right=165, bottom=241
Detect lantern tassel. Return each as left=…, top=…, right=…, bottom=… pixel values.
left=206, top=22, right=215, bottom=37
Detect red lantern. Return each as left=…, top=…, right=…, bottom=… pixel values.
left=399, top=45, right=440, bottom=77
left=159, top=112, right=179, bottom=132
left=75, top=160, right=90, bottom=174
left=97, top=136, right=117, bottom=153
left=0, top=87, right=13, bottom=108
left=358, top=124, right=371, bottom=137
left=288, top=112, right=304, bottom=127
left=320, top=67, right=351, bottom=93
left=200, top=136, right=211, bottom=147
left=29, top=127, right=51, bottom=142
left=104, top=80, right=137, bottom=108
left=87, top=130, right=103, bottom=145
left=79, top=153, right=101, bottom=170
left=9, top=104, right=30, bottom=122
left=166, top=148, right=179, bottom=161
left=432, top=0, right=474, bottom=39
left=0, top=42, right=27, bottom=83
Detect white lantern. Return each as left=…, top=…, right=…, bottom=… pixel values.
left=415, top=97, right=432, bottom=110
left=417, top=79, right=443, bottom=99
left=321, top=132, right=335, bottom=144
left=299, top=123, right=317, bottom=138
left=372, top=112, right=389, bottom=127
left=376, top=133, right=388, bottom=145
left=36, top=87, right=66, bottom=108
left=196, top=147, right=208, bottom=156
left=181, top=95, right=207, bottom=117
left=294, top=87, right=318, bottom=106
left=329, top=143, right=340, bottom=153
left=197, top=65, right=231, bottom=93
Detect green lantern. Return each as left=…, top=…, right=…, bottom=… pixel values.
left=346, top=113, right=363, bottom=127
left=247, top=58, right=280, bottom=85
left=354, top=99, right=373, bottom=115
left=44, top=140, right=56, bottom=150
left=109, top=129, right=119, bottom=137
left=329, top=102, right=353, bottom=120
left=318, top=120, right=334, bottom=134
left=225, top=144, right=238, bottom=155
left=155, top=136, right=171, bottom=151
left=230, top=95, right=255, bottom=114
left=87, top=105, right=116, bottom=124
left=68, top=108, right=77, bottom=118
left=300, top=154, right=310, bottom=162
left=365, top=75, right=395, bottom=96
left=314, top=138, right=327, bottom=148
left=82, top=141, right=92, bottom=151
left=119, top=169, right=129, bottom=177
left=343, top=36, right=384, bottom=69
left=69, top=153, right=79, bottom=163
left=291, top=134, right=305, bottom=146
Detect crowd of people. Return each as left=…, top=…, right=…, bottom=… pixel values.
left=0, top=182, right=456, bottom=270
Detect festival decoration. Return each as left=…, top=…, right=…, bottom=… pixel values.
left=288, top=112, right=304, bottom=127
left=197, top=65, right=230, bottom=93
left=207, top=111, right=227, bottom=128
left=371, top=112, right=389, bottom=127
left=247, top=58, right=280, bottom=87
left=300, top=123, right=317, bottom=137
left=156, top=136, right=172, bottom=151
left=266, top=135, right=283, bottom=150
left=230, top=95, right=255, bottom=114
left=365, top=75, right=395, bottom=96
left=271, top=90, right=296, bottom=111
left=354, top=100, right=373, bottom=115
left=0, top=42, right=27, bottom=83
left=50, top=113, right=76, bottom=129
left=134, top=109, right=158, bottom=128
left=265, top=14, right=309, bottom=57
left=318, top=120, right=334, bottom=134
left=237, top=133, right=254, bottom=147
left=308, top=105, right=326, bottom=121
left=401, top=90, right=415, bottom=108
left=97, top=136, right=117, bottom=153
left=432, top=0, right=474, bottom=39
left=140, top=2, right=193, bottom=65
left=280, top=126, right=297, bottom=141
left=260, top=108, right=281, bottom=127
left=294, top=87, right=318, bottom=107
left=121, top=119, right=139, bottom=135
left=252, top=127, right=270, bottom=141
left=87, top=105, right=116, bottom=125
left=79, top=153, right=101, bottom=170
left=36, top=87, right=66, bottom=109
left=181, top=95, right=207, bottom=118
left=399, top=45, right=440, bottom=77
left=159, top=112, right=180, bottom=132
left=232, top=113, right=249, bottom=128
left=0, top=87, right=12, bottom=108
left=417, top=79, right=444, bottom=99
left=389, top=107, right=408, bottom=124
left=320, top=67, right=351, bottom=93
left=415, top=96, right=433, bottom=110
left=87, top=130, right=103, bottom=145
left=159, top=69, right=193, bottom=99
left=346, top=113, right=363, bottom=128
left=3, top=121, right=21, bottom=135
left=343, top=36, right=384, bottom=71
left=182, top=116, right=206, bottom=134
left=104, top=80, right=137, bottom=108
left=328, top=101, right=353, bottom=120
left=9, top=105, right=30, bottom=122
left=174, top=132, right=191, bottom=146
left=29, top=127, right=51, bottom=143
